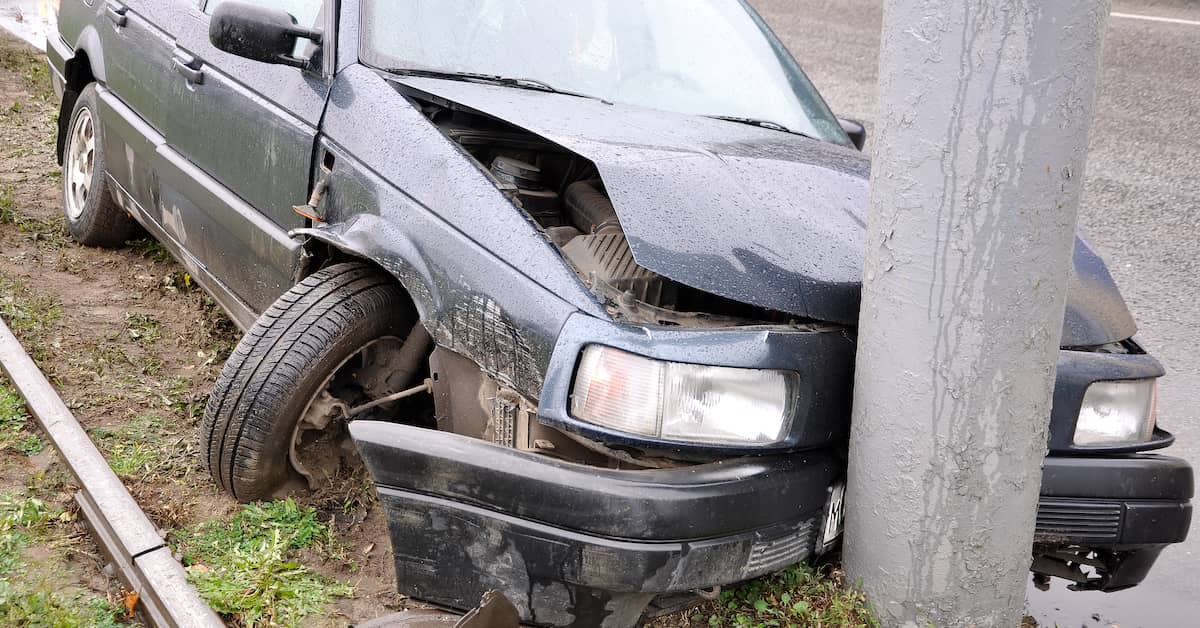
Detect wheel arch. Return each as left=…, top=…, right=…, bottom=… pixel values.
left=292, top=226, right=434, bottom=326
left=55, top=29, right=104, bottom=164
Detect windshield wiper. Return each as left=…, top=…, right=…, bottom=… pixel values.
left=384, top=68, right=608, bottom=103
left=704, top=115, right=813, bottom=139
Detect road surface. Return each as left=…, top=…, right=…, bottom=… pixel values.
left=749, top=0, right=1199, bottom=625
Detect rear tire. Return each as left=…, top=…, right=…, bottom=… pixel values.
left=61, top=84, right=139, bottom=247
left=201, top=262, right=414, bottom=501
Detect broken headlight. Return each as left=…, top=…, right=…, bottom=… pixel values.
left=1073, top=379, right=1157, bottom=446
left=570, top=345, right=797, bottom=445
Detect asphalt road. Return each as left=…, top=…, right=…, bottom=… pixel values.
left=748, top=1, right=1199, bottom=624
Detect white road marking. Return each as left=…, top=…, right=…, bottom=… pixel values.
left=1111, top=11, right=1200, bottom=27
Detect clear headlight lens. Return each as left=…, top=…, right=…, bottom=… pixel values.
left=1073, top=379, right=1157, bottom=446
left=570, top=346, right=797, bottom=445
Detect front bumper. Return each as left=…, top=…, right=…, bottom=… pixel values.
left=351, top=421, right=842, bottom=627
left=1032, top=454, right=1193, bottom=591
left=352, top=422, right=1193, bottom=625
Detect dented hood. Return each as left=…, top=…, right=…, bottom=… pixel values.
left=397, top=77, right=1136, bottom=346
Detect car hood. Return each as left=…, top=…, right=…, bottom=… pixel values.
left=396, top=77, right=1136, bottom=346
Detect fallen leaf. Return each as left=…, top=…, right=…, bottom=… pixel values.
left=122, top=590, right=139, bottom=618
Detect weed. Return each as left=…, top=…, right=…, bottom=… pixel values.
left=124, top=313, right=162, bottom=344
left=0, top=273, right=64, bottom=366
left=176, top=499, right=352, bottom=626
left=0, top=381, right=44, bottom=456
left=0, top=187, right=15, bottom=224
left=0, top=41, right=53, bottom=100
left=17, top=435, right=44, bottom=456
left=92, top=414, right=192, bottom=481
left=163, top=375, right=205, bottom=419
left=697, top=563, right=876, bottom=628
left=0, top=185, right=67, bottom=245
left=0, top=493, right=56, bottom=575
left=0, top=586, right=124, bottom=628
left=130, top=239, right=174, bottom=264
left=0, top=492, right=124, bottom=627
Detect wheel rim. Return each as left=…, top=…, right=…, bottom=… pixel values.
left=288, top=336, right=410, bottom=489
left=64, top=107, right=96, bottom=222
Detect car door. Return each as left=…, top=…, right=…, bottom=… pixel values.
left=153, top=0, right=331, bottom=317
left=89, top=0, right=187, bottom=218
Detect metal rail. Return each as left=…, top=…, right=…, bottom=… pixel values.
left=0, top=318, right=223, bottom=627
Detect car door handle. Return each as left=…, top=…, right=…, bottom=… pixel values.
left=172, top=58, right=205, bottom=85
left=105, top=4, right=128, bottom=27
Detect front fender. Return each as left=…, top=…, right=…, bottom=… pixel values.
left=291, top=220, right=440, bottom=324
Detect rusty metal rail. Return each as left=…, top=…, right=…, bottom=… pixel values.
left=0, top=318, right=223, bottom=627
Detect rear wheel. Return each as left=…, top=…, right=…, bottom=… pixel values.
left=201, top=262, right=421, bottom=501
left=61, top=84, right=139, bottom=247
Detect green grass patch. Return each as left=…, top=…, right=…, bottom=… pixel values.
left=0, top=493, right=124, bottom=627
left=130, top=239, right=174, bottom=264
left=0, top=40, right=53, bottom=100
left=702, top=563, right=876, bottom=628
left=175, top=499, right=352, bottom=627
left=0, top=187, right=69, bottom=247
left=0, top=186, right=15, bottom=224
left=0, top=585, right=124, bottom=628
left=0, top=273, right=64, bottom=365
left=124, top=313, right=161, bottom=344
left=91, top=414, right=189, bottom=480
left=0, top=380, right=45, bottom=457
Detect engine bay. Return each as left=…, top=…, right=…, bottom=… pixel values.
left=415, top=95, right=798, bottom=327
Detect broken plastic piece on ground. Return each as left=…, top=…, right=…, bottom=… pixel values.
left=356, top=591, right=521, bottom=628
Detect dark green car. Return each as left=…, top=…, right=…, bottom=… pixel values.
left=47, top=0, right=1191, bottom=625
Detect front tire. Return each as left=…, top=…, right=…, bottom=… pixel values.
left=201, top=262, right=415, bottom=501
left=61, top=84, right=139, bottom=247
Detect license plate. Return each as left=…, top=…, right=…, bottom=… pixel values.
left=820, top=481, right=846, bottom=550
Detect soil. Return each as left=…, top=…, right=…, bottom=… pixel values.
left=0, top=31, right=402, bottom=625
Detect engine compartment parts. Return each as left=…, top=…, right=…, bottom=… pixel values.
left=564, top=180, right=621, bottom=235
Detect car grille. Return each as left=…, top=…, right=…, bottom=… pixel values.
left=745, top=520, right=814, bottom=577
left=1035, top=499, right=1122, bottom=543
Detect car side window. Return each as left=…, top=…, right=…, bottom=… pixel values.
left=204, top=0, right=323, bottom=28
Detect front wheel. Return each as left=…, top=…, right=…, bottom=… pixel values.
left=201, top=262, right=418, bottom=501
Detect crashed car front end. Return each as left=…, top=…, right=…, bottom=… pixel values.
left=351, top=316, right=857, bottom=626
left=335, top=85, right=1192, bottom=628
left=326, top=3, right=1191, bottom=624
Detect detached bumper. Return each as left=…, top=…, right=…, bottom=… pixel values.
left=350, top=421, right=842, bottom=627
left=1033, top=455, right=1193, bottom=591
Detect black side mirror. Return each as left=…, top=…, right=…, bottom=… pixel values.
left=839, top=118, right=867, bottom=151
left=209, top=1, right=323, bottom=68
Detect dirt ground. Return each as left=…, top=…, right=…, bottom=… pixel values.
left=0, top=31, right=403, bottom=625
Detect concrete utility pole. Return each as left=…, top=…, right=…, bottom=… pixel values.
left=845, top=1, right=1111, bottom=625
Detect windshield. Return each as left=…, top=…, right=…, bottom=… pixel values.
left=359, top=0, right=851, bottom=145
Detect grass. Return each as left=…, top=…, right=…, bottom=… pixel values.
left=0, top=273, right=63, bottom=365
left=0, top=41, right=53, bottom=100
left=130, top=239, right=174, bottom=264
left=91, top=413, right=193, bottom=482
left=0, top=493, right=125, bottom=627
left=697, top=563, right=876, bottom=628
left=124, top=313, right=161, bottom=344
left=0, top=186, right=15, bottom=224
left=175, top=499, right=353, bottom=627
left=0, top=381, right=45, bottom=456
left=0, top=188, right=69, bottom=248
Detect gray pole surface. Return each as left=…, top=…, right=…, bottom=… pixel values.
left=844, top=1, right=1111, bottom=625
